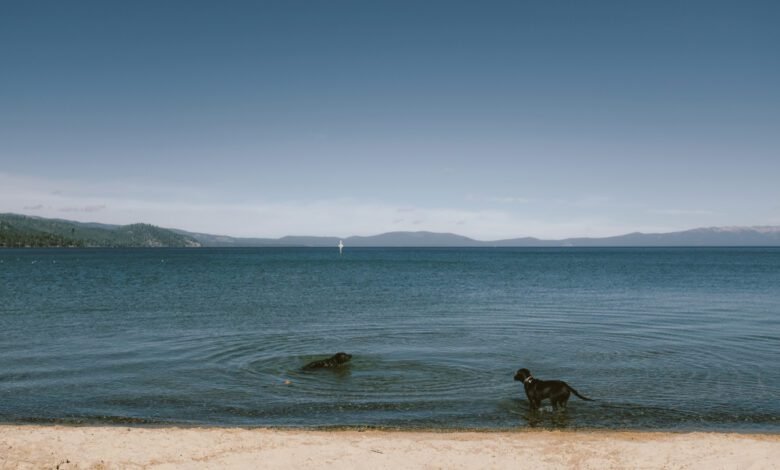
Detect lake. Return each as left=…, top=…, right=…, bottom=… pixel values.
left=1, top=247, right=778, bottom=431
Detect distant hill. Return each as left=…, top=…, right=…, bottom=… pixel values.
left=3, top=213, right=780, bottom=247
left=171, top=229, right=286, bottom=247
left=555, top=226, right=780, bottom=247
left=0, top=214, right=200, bottom=248
left=345, top=231, right=482, bottom=247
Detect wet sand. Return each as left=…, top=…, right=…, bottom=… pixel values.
left=1, top=425, right=779, bottom=469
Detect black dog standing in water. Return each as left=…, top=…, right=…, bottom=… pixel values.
left=514, top=368, right=593, bottom=410
left=302, top=352, right=352, bottom=370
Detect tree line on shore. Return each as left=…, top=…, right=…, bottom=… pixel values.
left=0, top=214, right=199, bottom=248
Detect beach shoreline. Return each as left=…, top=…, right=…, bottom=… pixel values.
left=2, top=425, right=778, bottom=469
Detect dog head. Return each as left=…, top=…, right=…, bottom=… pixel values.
left=514, top=368, right=532, bottom=382
left=333, top=352, right=352, bottom=363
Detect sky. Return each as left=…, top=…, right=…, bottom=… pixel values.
left=1, top=0, right=779, bottom=240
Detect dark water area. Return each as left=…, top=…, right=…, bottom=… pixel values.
left=1, top=247, right=778, bottom=431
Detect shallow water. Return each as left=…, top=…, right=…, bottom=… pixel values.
left=1, top=247, right=778, bottom=431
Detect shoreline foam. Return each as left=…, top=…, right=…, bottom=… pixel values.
left=2, top=425, right=779, bottom=469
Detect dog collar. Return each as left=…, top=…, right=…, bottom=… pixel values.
left=523, top=376, right=534, bottom=384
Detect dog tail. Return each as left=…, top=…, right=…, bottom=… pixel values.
left=566, top=383, right=593, bottom=401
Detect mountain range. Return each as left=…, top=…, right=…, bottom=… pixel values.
left=177, top=226, right=780, bottom=247
left=3, top=213, right=779, bottom=248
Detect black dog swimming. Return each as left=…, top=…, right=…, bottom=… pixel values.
left=302, top=352, right=352, bottom=370
left=514, top=368, right=593, bottom=410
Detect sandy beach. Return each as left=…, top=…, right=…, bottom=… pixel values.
left=1, top=426, right=778, bottom=469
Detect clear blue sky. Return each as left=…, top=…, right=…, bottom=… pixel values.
left=1, top=0, right=778, bottom=239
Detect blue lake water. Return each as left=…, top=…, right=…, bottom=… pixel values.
left=1, top=247, right=778, bottom=431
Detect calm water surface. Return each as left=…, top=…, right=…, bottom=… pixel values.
left=1, top=248, right=778, bottom=431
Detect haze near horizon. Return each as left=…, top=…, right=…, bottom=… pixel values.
left=1, top=1, right=779, bottom=239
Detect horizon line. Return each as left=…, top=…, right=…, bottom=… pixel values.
left=3, top=212, right=780, bottom=243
